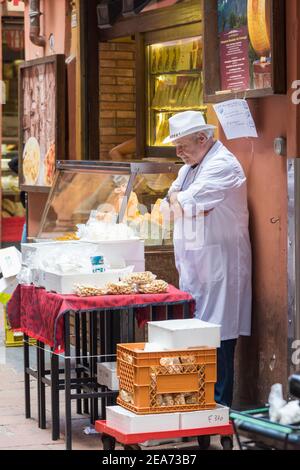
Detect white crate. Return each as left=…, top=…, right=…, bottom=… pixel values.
left=148, top=318, right=221, bottom=349
left=37, top=266, right=134, bottom=294
left=106, top=406, right=180, bottom=434
left=97, top=362, right=119, bottom=390
left=179, top=404, right=229, bottom=430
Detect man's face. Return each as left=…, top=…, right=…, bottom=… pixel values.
left=174, top=134, right=207, bottom=165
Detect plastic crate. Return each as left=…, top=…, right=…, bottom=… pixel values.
left=1, top=216, right=25, bottom=243
left=117, top=342, right=216, bottom=415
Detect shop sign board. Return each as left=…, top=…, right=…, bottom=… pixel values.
left=204, top=0, right=286, bottom=103
left=18, top=55, right=66, bottom=192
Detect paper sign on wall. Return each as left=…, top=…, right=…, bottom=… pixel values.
left=0, top=247, right=22, bottom=278
left=213, top=99, right=258, bottom=140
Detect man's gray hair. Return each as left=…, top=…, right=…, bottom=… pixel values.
left=192, top=129, right=215, bottom=141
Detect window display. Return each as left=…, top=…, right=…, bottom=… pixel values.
left=204, top=0, right=286, bottom=102
left=146, top=36, right=207, bottom=147
left=38, top=161, right=180, bottom=247
left=19, top=55, right=65, bottom=190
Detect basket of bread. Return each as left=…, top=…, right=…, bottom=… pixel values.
left=75, top=271, right=169, bottom=297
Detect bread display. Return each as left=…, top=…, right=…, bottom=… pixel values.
left=106, top=281, right=137, bottom=295
left=75, top=285, right=108, bottom=297
left=138, top=280, right=168, bottom=294
left=125, top=271, right=157, bottom=285
left=74, top=271, right=168, bottom=297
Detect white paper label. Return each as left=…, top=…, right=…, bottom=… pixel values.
left=0, top=247, right=22, bottom=278
left=213, top=99, right=258, bottom=140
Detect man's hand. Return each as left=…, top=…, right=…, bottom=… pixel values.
left=203, top=209, right=214, bottom=217
left=169, top=191, right=180, bottom=205
left=168, top=192, right=214, bottom=218
left=168, top=192, right=182, bottom=220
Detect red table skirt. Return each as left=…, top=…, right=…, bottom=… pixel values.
left=7, top=284, right=195, bottom=352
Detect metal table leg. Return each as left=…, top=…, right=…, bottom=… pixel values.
left=89, top=311, right=99, bottom=424
left=100, top=312, right=106, bottom=419
left=81, top=312, right=89, bottom=415
left=75, top=313, right=82, bottom=415
left=51, top=348, right=60, bottom=440
left=64, top=312, right=72, bottom=450
left=37, top=340, right=46, bottom=429
left=23, top=333, right=31, bottom=419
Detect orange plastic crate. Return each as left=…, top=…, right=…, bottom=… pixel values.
left=117, top=342, right=217, bottom=415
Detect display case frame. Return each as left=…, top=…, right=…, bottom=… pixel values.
left=203, top=0, right=286, bottom=103
left=38, top=159, right=181, bottom=239
left=18, top=54, right=66, bottom=193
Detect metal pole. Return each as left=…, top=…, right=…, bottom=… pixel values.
left=23, top=334, right=31, bottom=419
left=64, top=312, right=72, bottom=450
left=51, top=348, right=60, bottom=440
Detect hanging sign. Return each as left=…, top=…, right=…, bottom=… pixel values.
left=213, top=99, right=258, bottom=140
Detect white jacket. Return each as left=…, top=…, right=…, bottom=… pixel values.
left=169, top=140, right=252, bottom=340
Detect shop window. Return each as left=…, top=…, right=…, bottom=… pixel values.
left=146, top=36, right=205, bottom=148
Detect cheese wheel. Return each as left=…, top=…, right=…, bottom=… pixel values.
left=247, top=0, right=271, bottom=57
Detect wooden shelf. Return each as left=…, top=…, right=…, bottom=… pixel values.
left=2, top=190, right=20, bottom=196
left=150, top=69, right=202, bottom=75
left=151, top=106, right=207, bottom=112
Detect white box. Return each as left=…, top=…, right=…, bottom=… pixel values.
left=179, top=404, right=229, bottom=430
left=37, top=266, right=134, bottom=295
left=0, top=247, right=22, bottom=278
left=106, top=406, right=180, bottom=434
left=22, top=239, right=145, bottom=272
left=97, top=362, right=119, bottom=390
left=148, top=319, right=221, bottom=349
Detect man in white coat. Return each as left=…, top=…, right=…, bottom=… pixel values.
left=163, top=111, right=252, bottom=407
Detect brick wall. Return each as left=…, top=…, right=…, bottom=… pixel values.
left=99, top=42, right=136, bottom=160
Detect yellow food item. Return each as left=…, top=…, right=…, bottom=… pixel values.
left=247, top=0, right=271, bottom=57
left=138, top=280, right=168, bottom=294
left=2, top=211, right=11, bottom=218
left=75, top=285, right=107, bottom=297
left=106, top=281, right=136, bottom=295
left=44, top=142, right=56, bottom=186
left=2, top=198, right=16, bottom=215
left=22, top=137, right=40, bottom=185
left=151, top=199, right=163, bottom=225
left=125, top=271, right=157, bottom=285
left=55, top=232, right=79, bottom=241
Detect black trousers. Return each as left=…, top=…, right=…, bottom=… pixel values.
left=214, top=339, right=237, bottom=407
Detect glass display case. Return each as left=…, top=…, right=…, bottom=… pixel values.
left=146, top=36, right=207, bottom=148
left=38, top=161, right=180, bottom=248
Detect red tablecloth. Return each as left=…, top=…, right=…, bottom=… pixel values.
left=7, top=284, right=194, bottom=352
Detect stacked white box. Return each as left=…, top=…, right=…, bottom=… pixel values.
left=22, top=239, right=145, bottom=272
left=37, top=266, right=134, bottom=294
left=97, top=362, right=119, bottom=390
left=179, top=405, right=229, bottom=430
left=148, top=318, right=221, bottom=349
left=106, top=406, right=180, bottom=434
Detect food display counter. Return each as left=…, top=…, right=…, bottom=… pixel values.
left=37, top=160, right=181, bottom=286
